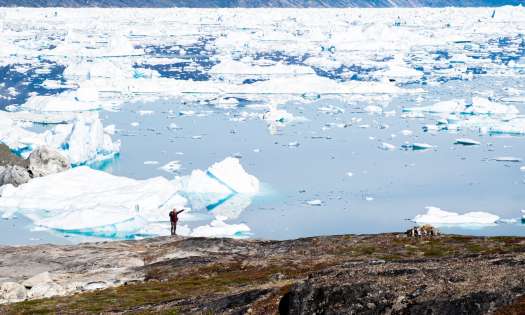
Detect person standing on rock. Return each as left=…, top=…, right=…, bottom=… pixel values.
left=169, top=208, right=185, bottom=236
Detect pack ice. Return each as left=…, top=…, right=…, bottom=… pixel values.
left=0, top=157, right=259, bottom=239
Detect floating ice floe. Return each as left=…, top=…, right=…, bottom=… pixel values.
left=413, top=206, right=500, bottom=226
left=379, top=142, right=396, bottom=151
left=21, top=89, right=103, bottom=112
left=159, top=160, right=182, bottom=173
left=306, top=199, right=323, bottom=206
left=403, top=97, right=519, bottom=116
left=401, top=143, right=434, bottom=151
left=262, top=103, right=307, bottom=134
left=143, top=161, right=159, bottom=165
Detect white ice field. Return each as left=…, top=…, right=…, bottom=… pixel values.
left=0, top=6, right=524, bottom=243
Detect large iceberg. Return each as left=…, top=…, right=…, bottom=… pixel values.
left=0, top=157, right=260, bottom=239
left=413, top=206, right=500, bottom=226
left=0, top=166, right=185, bottom=238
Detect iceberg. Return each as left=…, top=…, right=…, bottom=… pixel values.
left=0, top=166, right=185, bottom=238
left=413, top=207, right=500, bottom=226
left=0, top=111, right=120, bottom=166
left=175, top=157, right=260, bottom=220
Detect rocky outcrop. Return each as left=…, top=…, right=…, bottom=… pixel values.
left=0, top=145, right=69, bottom=187
left=0, top=144, right=27, bottom=169
left=0, top=233, right=524, bottom=313
left=27, top=146, right=70, bottom=177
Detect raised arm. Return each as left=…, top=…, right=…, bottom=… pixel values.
left=177, top=209, right=185, bottom=214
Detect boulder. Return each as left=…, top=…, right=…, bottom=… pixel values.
left=21, top=271, right=53, bottom=289
left=28, top=146, right=70, bottom=178
left=406, top=225, right=439, bottom=237
left=0, top=282, right=27, bottom=303
left=27, top=282, right=65, bottom=299
left=0, top=165, right=31, bottom=187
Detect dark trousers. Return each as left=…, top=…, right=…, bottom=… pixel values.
left=171, top=221, right=177, bottom=235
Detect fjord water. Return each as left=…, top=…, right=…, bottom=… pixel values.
left=104, top=75, right=525, bottom=240
left=0, top=7, right=524, bottom=243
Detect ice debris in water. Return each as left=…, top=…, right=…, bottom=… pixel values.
left=159, top=160, right=182, bottom=173
left=379, top=142, right=396, bottom=151
left=404, top=97, right=519, bottom=115
left=307, top=199, right=323, bottom=206
left=143, top=161, right=159, bottom=165
left=493, top=157, right=523, bottom=162
left=0, top=157, right=260, bottom=239
left=454, top=138, right=481, bottom=146
left=413, top=206, right=500, bottom=226
left=401, top=143, right=434, bottom=151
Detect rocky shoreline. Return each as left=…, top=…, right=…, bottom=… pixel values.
left=0, top=233, right=524, bottom=314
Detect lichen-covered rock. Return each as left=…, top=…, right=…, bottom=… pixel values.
left=27, top=146, right=70, bottom=178
left=0, top=165, right=31, bottom=187
left=0, top=282, right=27, bottom=303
